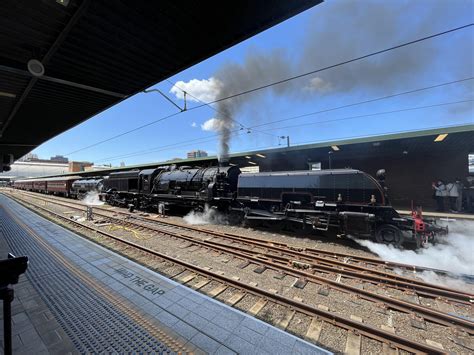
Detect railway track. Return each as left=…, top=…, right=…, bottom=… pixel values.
left=11, top=190, right=473, bottom=302
left=4, top=192, right=454, bottom=355
left=5, top=190, right=474, bottom=353
left=10, top=190, right=458, bottom=273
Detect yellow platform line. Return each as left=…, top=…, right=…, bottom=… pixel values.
left=3, top=205, right=191, bottom=354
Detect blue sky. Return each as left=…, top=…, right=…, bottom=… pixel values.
left=32, top=0, right=473, bottom=165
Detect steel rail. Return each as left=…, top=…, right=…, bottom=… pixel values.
left=7, top=194, right=446, bottom=355
left=88, top=200, right=464, bottom=275
left=105, top=216, right=474, bottom=332
left=11, top=190, right=453, bottom=272
left=9, top=192, right=474, bottom=334
left=10, top=190, right=474, bottom=303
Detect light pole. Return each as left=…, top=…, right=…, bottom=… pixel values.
left=279, top=136, right=290, bottom=147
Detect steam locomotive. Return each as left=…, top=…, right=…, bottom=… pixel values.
left=102, top=165, right=240, bottom=210
left=13, top=165, right=447, bottom=247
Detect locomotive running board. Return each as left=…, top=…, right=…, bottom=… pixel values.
left=245, top=215, right=285, bottom=221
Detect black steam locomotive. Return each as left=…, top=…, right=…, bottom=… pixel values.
left=103, top=165, right=240, bottom=210
left=14, top=164, right=447, bottom=246
left=99, top=165, right=447, bottom=247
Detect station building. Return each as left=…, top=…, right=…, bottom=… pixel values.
left=0, top=159, right=97, bottom=180
left=0, top=159, right=69, bottom=180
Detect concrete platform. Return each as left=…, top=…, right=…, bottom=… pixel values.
left=0, top=194, right=331, bottom=355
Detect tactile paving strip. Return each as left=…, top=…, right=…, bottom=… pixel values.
left=0, top=206, right=178, bottom=354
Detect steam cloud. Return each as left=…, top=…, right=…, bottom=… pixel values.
left=170, top=0, right=473, bottom=161
left=183, top=205, right=228, bottom=225
left=354, top=220, right=474, bottom=292
left=170, top=77, right=222, bottom=103
left=81, top=191, right=104, bottom=206
left=201, top=118, right=228, bottom=132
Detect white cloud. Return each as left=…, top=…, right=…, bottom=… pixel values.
left=201, top=118, right=223, bottom=132
left=191, top=122, right=197, bottom=128
left=170, top=77, right=223, bottom=103
left=304, top=76, right=333, bottom=93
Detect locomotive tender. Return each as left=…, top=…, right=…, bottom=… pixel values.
left=12, top=165, right=447, bottom=247
left=233, top=169, right=446, bottom=246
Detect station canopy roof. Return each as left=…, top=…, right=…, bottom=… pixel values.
left=28, top=124, right=474, bottom=178
left=0, top=0, right=322, bottom=161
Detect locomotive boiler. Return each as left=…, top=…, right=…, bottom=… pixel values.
left=152, top=165, right=240, bottom=206
left=103, top=165, right=240, bottom=211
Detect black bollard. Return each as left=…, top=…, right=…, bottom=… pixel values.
left=0, top=254, right=28, bottom=355
left=0, top=287, right=14, bottom=354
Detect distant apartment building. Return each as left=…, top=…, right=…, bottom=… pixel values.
left=187, top=150, right=208, bottom=159
left=50, top=155, right=68, bottom=163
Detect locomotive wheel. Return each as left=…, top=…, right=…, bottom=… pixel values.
left=375, top=225, right=403, bottom=246
left=228, top=212, right=243, bottom=225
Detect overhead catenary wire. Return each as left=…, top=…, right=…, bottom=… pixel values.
left=165, top=79, right=280, bottom=139
left=94, top=134, right=240, bottom=163
left=250, top=77, right=474, bottom=129
left=90, top=76, right=474, bottom=162
left=229, top=122, right=474, bottom=155
left=63, top=24, right=473, bottom=156
left=256, top=99, right=474, bottom=132
left=188, top=24, right=473, bottom=109
left=64, top=111, right=182, bottom=156
left=93, top=98, right=473, bottom=163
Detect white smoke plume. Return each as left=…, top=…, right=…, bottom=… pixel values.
left=81, top=191, right=104, bottom=206
left=183, top=205, right=228, bottom=225
left=354, top=220, right=474, bottom=292
left=200, top=118, right=226, bottom=132
left=170, top=77, right=222, bottom=102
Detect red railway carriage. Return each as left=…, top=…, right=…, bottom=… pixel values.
left=13, top=176, right=81, bottom=196
left=44, top=176, right=81, bottom=197
left=13, top=179, right=33, bottom=190
left=32, top=180, right=47, bottom=192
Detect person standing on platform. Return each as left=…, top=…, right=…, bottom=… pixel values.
left=446, top=181, right=458, bottom=212
left=455, top=178, right=464, bottom=212
left=432, top=180, right=446, bottom=212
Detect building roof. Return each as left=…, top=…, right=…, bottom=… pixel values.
left=25, top=123, right=474, bottom=179
left=0, top=0, right=322, bottom=162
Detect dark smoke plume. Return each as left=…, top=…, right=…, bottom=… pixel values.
left=214, top=49, right=294, bottom=161
left=174, top=0, right=473, bottom=161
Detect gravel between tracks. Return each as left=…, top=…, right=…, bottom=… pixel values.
left=7, top=191, right=474, bottom=354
